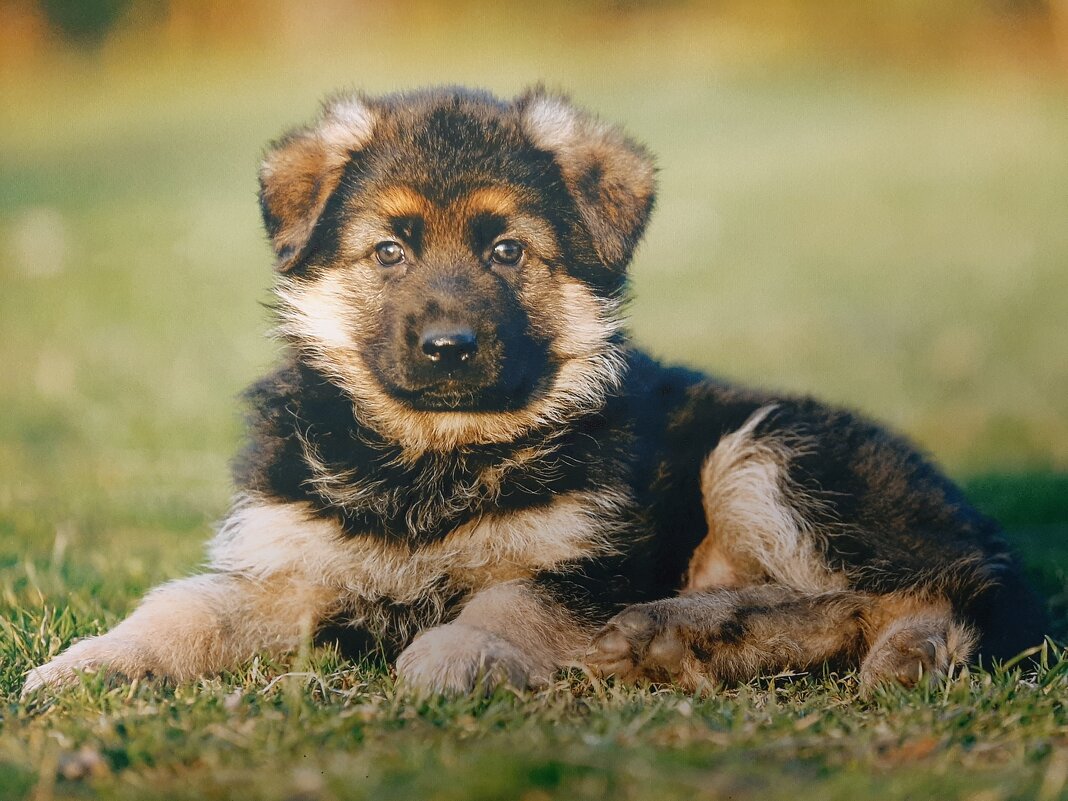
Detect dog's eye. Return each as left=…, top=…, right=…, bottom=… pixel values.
left=491, top=240, right=524, bottom=267
left=375, top=241, right=405, bottom=267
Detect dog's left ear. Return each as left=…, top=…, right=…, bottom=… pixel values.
left=518, top=90, right=656, bottom=271
left=259, top=95, right=376, bottom=272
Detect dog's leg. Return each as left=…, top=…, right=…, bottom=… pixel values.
left=23, top=499, right=346, bottom=696
left=600, top=400, right=987, bottom=695
left=395, top=579, right=591, bottom=694
left=585, top=587, right=974, bottom=692
left=22, top=571, right=336, bottom=696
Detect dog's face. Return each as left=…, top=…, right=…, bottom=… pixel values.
left=259, top=88, right=655, bottom=451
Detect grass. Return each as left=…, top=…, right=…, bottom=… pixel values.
left=2, top=648, right=1068, bottom=801
left=2, top=2, right=1067, bottom=799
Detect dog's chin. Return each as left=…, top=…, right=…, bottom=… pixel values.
left=387, top=377, right=537, bottom=414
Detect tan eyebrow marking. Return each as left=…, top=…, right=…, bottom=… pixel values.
left=375, top=186, right=433, bottom=219
left=456, top=186, right=520, bottom=218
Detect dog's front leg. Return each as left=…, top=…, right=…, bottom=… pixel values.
left=23, top=499, right=350, bottom=696
left=395, top=579, right=593, bottom=694
left=22, top=572, right=335, bottom=695
left=22, top=570, right=337, bottom=696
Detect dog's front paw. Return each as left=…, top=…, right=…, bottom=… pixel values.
left=395, top=623, right=542, bottom=695
left=585, top=602, right=709, bottom=691
left=22, top=635, right=156, bottom=698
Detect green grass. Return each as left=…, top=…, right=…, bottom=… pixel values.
left=2, top=3, right=1067, bottom=799
left=2, top=650, right=1068, bottom=801
left=1, top=471, right=1065, bottom=801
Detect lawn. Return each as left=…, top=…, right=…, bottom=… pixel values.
left=1, top=3, right=1067, bottom=799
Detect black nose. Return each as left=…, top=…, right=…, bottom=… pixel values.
left=420, top=327, right=478, bottom=369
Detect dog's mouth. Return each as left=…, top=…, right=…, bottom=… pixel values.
left=388, top=371, right=545, bottom=413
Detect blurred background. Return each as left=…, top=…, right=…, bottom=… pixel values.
left=1, top=1, right=1066, bottom=609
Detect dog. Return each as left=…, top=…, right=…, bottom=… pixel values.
left=23, top=86, right=1047, bottom=697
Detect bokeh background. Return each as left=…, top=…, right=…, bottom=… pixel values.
left=1, top=1, right=1067, bottom=612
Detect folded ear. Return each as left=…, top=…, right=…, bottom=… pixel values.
left=258, top=95, right=376, bottom=272
left=518, top=90, right=656, bottom=271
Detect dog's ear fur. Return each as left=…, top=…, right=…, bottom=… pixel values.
left=518, top=89, right=656, bottom=271
left=259, top=95, right=376, bottom=272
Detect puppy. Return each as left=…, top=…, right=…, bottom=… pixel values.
left=24, top=87, right=1046, bottom=696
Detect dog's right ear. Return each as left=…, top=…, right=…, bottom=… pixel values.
left=258, top=95, right=376, bottom=272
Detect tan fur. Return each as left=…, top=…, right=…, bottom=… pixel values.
left=687, top=405, right=847, bottom=593
left=26, top=89, right=994, bottom=701
left=589, top=585, right=978, bottom=692
left=522, top=95, right=584, bottom=152
left=394, top=624, right=533, bottom=694
left=214, top=490, right=625, bottom=646
left=458, top=185, right=519, bottom=217
left=317, top=96, right=376, bottom=156
left=212, top=493, right=625, bottom=595
left=332, top=188, right=563, bottom=268
left=396, top=580, right=591, bottom=693
left=586, top=588, right=976, bottom=693
left=257, top=98, right=638, bottom=452
left=866, top=593, right=955, bottom=633
left=860, top=601, right=977, bottom=689
left=455, top=581, right=591, bottom=664
left=274, top=273, right=358, bottom=353
left=585, top=588, right=865, bottom=692
left=22, top=572, right=336, bottom=695
left=683, top=541, right=745, bottom=590
left=674, top=412, right=981, bottom=688
left=25, top=490, right=627, bottom=695
left=548, top=277, right=624, bottom=361
left=372, top=185, right=434, bottom=219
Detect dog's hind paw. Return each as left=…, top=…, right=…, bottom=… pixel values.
left=859, top=617, right=975, bottom=692
left=585, top=602, right=709, bottom=691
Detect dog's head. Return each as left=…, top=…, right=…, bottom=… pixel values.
left=259, top=87, right=655, bottom=452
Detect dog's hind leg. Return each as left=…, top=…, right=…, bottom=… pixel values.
left=584, top=587, right=975, bottom=692
left=591, top=400, right=995, bottom=693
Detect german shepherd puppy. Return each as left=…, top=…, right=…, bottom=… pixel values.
left=24, top=87, right=1046, bottom=696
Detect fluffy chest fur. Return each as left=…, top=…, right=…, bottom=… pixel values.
left=209, top=490, right=629, bottom=642
left=235, top=360, right=638, bottom=542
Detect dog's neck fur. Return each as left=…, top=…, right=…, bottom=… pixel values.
left=235, top=357, right=634, bottom=543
